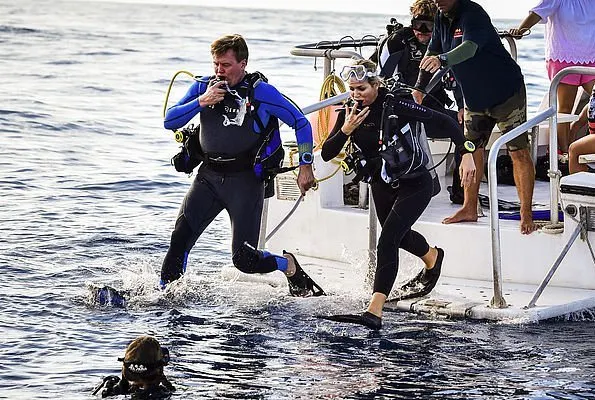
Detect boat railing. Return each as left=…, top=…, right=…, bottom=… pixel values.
left=291, top=38, right=379, bottom=76
left=487, top=65, right=595, bottom=308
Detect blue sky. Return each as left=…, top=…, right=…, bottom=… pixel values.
left=76, top=0, right=536, bottom=19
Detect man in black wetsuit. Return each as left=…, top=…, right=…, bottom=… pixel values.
left=417, top=0, right=537, bottom=234
left=160, top=34, right=322, bottom=296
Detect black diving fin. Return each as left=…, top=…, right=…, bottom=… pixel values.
left=317, top=311, right=381, bottom=330
left=283, top=250, right=326, bottom=297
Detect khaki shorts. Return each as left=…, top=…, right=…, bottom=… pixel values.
left=464, top=86, right=529, bottom=151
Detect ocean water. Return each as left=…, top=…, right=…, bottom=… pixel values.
left=1, top=0, right=594, bottom=399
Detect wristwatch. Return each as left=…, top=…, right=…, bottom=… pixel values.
left=301, top=152, right=314, bottom=164
left=460, top=140, right=476, bottom=154
left=438, top=53, right=448, bottom=68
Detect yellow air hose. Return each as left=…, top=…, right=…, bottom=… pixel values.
left=313, top=73, right=346, bottom=150
left=291, top=73, right=348, bottom=185
left=163, top=70, right=196, bottom=142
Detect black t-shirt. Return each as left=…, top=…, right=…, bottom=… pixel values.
left=429, top=0, right=524, bottom=110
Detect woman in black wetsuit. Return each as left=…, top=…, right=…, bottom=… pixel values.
left=320, top=59, right=476, bottom=329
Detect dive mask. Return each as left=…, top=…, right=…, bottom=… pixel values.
left=411, top=17, right=434, bottom=33
left=340, top=65, right=378, bottom=82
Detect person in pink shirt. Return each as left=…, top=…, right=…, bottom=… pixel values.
left=510, top=0, right=595, bottom=161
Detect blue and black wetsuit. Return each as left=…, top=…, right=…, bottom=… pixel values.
left=161, top=74, right=313, bottom=284
left=322, top=88, right=464, bottom=296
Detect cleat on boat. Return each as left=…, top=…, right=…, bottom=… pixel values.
left=283, top=251, right=326, bottom=297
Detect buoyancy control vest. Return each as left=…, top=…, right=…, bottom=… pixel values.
left=171, top=72, right=289, bottom=197
left=378, top=91, right=435, bottom=184
left=340, top=90, right=437, bottom=188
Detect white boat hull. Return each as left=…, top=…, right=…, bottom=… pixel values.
left=264, top=150, right=595, bottom=322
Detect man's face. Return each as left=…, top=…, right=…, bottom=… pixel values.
left=212, top=49, right=246, bottom=87
left=433, top=0, right=457, bottom=13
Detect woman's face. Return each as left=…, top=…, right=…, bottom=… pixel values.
left=348, top=79, right=379, bottom=106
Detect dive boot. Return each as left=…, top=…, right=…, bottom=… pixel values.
left=395, top=247, right=444, bottom=301
left=283, top=251, right=326, bottom=297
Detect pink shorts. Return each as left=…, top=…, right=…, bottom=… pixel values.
left=546, top=60, right=595, bottom=85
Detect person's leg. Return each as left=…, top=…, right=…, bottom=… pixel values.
left=496, top=85, right=537, bottom=234
left=224, top=171, right=277, bottom=273
left=569, top=134, right=595, bottom=174
left=509, top=148, right=537, bottom=234
left=557, top=83, right=580, bottom=153
left=443, top=108, right=494, bottom=224
left=368, top=172, right=433, bottom=318
left=161, top=172, right=224, bottom=284
left=442, top=149, right=484, bottom=224
left=371, top=181, right=398, bottom=226
left=225, top=170, right=311, bottom=288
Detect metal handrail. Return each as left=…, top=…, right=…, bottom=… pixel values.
left=302, top=92, right=350, bottom=115
left=291, top=41, right=372, bottom=77
left=487, top=107, right=555, bottom=308
left=486, top=66, right=595, bottom=308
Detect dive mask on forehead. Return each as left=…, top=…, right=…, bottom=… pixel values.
left=411, top=18, right=434, bottom=33
left=339, top=65, right=377, bottom=82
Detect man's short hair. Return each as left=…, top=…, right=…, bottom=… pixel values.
left=211, top=34, right=249, bottom=62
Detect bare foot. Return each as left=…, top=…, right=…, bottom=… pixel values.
left=283, top=254, right=296, bottom=277
left=442, top=207, right=479, bottom=224
left=520, top=214, right=538, bottom=235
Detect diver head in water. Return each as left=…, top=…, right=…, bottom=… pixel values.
left=93, top=335, right=174, bottom=398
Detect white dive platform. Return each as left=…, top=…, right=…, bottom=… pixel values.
left=265, top=154, right=595, bottom=322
